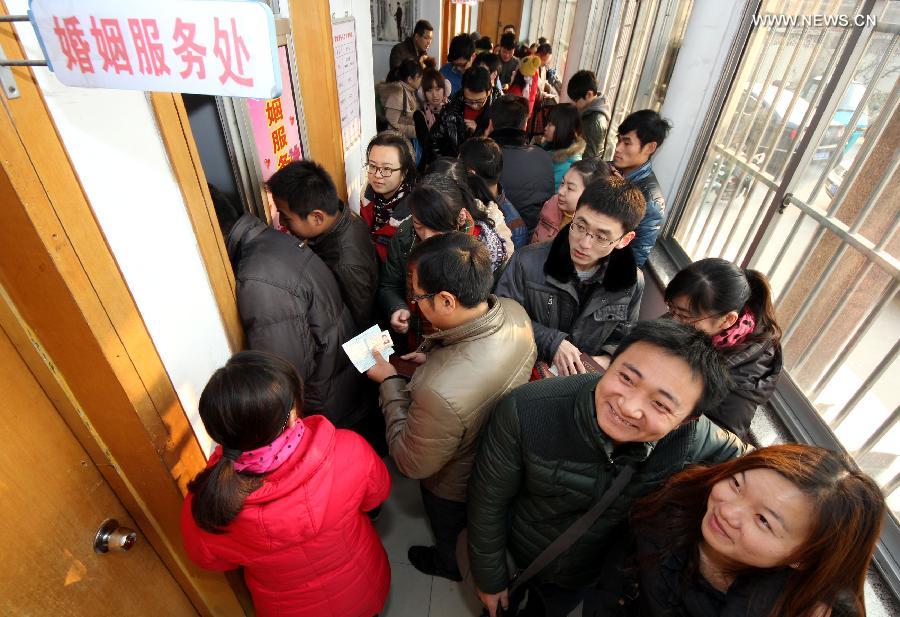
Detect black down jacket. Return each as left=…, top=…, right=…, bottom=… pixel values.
left=467, top=374, right=746, bottom=593
left=494, top=228, right=644, bottom=363
left=429, top=88, right=501, bottom=161
left=707, top=338, right=783, bottom=442
left=226, top=214, right=367, bottom=427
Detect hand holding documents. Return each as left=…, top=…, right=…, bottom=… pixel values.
left=342, top=325, right=395, bottom=373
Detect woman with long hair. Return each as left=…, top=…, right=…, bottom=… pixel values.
left=627, top=444, right=885, bottom=617
left=181, top=351, right=391, bottom=617
left=540, top=103, right=585, bottom=188
left=664, top=258, right=783, bottom=441
left=378, top=173, right=508, bottom=351
left=360, top=130, right=419, bottom=260
left=531, top=158, right=610, bottom=244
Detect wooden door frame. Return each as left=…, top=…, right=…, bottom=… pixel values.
left=0, top=11, right=243, bottom=617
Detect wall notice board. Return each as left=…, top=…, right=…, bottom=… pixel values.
left=332, top=18, right=362, bottom=150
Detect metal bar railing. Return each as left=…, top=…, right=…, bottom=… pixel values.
left=782, top=193, right=900, bottom=282
left=809, top=279, right=897, bottom=400
left=854, top=404, right=900, bottom=458
left=830, top=338, right=900, bottom=430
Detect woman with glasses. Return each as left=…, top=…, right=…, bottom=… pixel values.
left=360, top=131, right=418, bottom=261
left=664, top=258, right=783, bottom=441
left=378, top=174, right=507, bottom=352
left=181, top=351, right=391, bottom=617
left=599, top=443, right=885, bottom=617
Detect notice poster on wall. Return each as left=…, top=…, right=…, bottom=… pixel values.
left=332, top=18, right=362, bottom=151
left=245, top=45, right=303, bottom=183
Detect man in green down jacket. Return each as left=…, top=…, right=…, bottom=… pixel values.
left=467, top=319, right=745, bottom=617
left=366, top=232, right=536, bottom=581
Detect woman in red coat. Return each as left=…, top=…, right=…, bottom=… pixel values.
left=181, top=351, right=391, bottom=617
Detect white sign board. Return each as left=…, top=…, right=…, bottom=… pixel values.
left=29, top=0, right=281, bottom=99
left=332, top=18, right=361, bottom=150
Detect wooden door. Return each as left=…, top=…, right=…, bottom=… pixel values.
left=0, top=316, right=198, bottom=615
left=477, top=0, right=524, bottom=44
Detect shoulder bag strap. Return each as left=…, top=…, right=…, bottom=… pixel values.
left=510, top=465, right=635, bottom=595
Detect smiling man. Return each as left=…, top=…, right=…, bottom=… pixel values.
left=495, top=176, right=645, bottom=375
left=466, top=319, right=745, bottom=617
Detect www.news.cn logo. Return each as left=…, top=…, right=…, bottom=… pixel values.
left=752, top=13, right=877, bottom=28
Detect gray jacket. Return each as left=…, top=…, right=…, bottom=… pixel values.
left=226, top=214, right=367, bottom=426
left=495, top=229, right=643, bottom=363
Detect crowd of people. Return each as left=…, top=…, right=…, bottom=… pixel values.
left=183, top=21, right=888, bottom=617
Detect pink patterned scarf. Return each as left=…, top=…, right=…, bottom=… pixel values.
left=712, top=308, right=756, bottom=350
left=220, top=420, right=305, bottom=475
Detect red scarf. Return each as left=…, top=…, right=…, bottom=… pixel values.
left=712, top=308, right=756, bottom=350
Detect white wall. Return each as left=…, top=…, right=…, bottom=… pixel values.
left=653, top=0, right=746, bottom=207
left=331, top=0, right=379, bottom=209
left=10, top=0, right=231, bottom=455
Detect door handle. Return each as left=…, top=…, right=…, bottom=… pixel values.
left=93, top=518, right=137, bottom=554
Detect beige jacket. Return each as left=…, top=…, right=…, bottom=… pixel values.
left=377, top=80, right=420, bottom=141
left=379, top=296, right=536, bottom=501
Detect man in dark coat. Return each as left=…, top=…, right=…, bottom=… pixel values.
left=429, top=66, right=499, bottom=162
left=495, top=176, right=645, bottom=374
left=611, top=109, right=672, bottom=267
left=223, top=212, right=367, bottom=428
left=488, top=95, right=555, bottom=232
left=388, top=19, right=433, bottom=79
left=267, top=160, right=378, bottom=330
left=467, top=320, right=746, bottom=617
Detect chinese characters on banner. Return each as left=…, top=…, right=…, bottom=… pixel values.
left=29, top=0, right=280, bottom=98
left=332, top=19, right=361, bottom=150
left=246, top=46, right=303, bottom=183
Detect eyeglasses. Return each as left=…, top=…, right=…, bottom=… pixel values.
left=463, top=95, right=488, bottom=109
left=365, top=163, right=402, bottom=178
left=665, top=302, right=723, bottom=325
left=408, top=291, right=438, bottom=305
left=569, top=220, right=625, bottom=247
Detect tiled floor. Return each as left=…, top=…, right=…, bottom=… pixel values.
left=374, top=458, right=581, bottom=617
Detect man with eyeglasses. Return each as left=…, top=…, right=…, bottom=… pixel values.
left=365, top=233, right=536, bottom=581
left=496, top=176, right=646, bottom=376
left=439, top=33, right=476, bottom=95
left=429, top=65, right=499, bottom=161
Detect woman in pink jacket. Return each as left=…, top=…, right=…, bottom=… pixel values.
left=181, top=351, right=391, bottom=617
left=531, top=158, right=611, bottom=244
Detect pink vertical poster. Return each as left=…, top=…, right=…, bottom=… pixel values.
left=246, top=45, right=303, bottom=183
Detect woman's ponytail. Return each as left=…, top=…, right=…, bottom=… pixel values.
left=189, top=458, right=263, bottom=534
left=744, top=268, right=782, bottom=344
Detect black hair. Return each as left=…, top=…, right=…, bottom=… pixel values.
left=611, top=319, right=730, bottom=417
left=461, top=65, right=491, bottom=94
left=421, top=67, right=445, bottom=93
left=475, top=36, right=493, bottom=52
left=448, top=33, right=476, bottom=62
left=514, top=44, right=530, bottom=59
left=473, top=52, right=501, bottom=77
left=565, top=157, right=611, bottom=187
left=537, top=37, right=548, bottom=46
left=408, top=184, right=459, bottom=233
left=664, top=258, right=782, bottom=345
left=209, top=183, right=241, bottom=239
left=617, top=109, right=672, bottom=150
left=503, top=24, right=516, bottom=33
left=422, top=163, right=492, bottom=227
left=576, top=175, right=646, bottom=232
left=366, top=131, right=418, bottom=185
left=537, top=43, right=553, bottom=56
left=413, top=20, right=433, bottom=37
left=491, top=94, right=529, bottom=131
left=500, top=32, right=517, bottom=50
left=188, top=351, right=302, bottom=533
left=393, top=58, right=423, bottom=83
left=459, top=137, right=503, bottom=184
left=266, top=160, right=340, bottom=218
left=546, top=103, right=582, bottom=150
left=408, top=232, right=493, bottom=308
left=567, top=69, right=599, bottom=101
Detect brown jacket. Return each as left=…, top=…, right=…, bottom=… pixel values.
left=378, top=296, right=536, bottom=501
left=376, top=81, right=420, bottom=141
